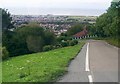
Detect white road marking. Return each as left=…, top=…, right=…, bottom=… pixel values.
left=88, top=75, right=93, bottom=83
left=85, top=43, right=94, bottom=83
left=85, top=43, right=90, bottom=71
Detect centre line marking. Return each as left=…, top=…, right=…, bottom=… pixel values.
left=85, top=43, right=90, bottom=71
left=88, top=75, right=93, bottom=83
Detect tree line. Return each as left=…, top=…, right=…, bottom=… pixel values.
left=1, top=8, right=80, bottom=59
left=2, top=1, right=119, bottom=59
left=94, top=1, right=120, bottom=38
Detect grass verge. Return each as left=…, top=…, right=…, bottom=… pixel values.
left=2, top=42, right=85, bottom=82
left=105, top=38, right=119, bottom=48
left=94, top=37, right=119, bottom=48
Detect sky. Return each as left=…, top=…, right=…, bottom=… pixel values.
left=0, top=0, right=112, bottom=16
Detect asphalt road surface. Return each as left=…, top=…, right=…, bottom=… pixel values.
left=58, top=40, right=118, bottom=83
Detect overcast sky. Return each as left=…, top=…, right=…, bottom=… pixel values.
left=0, top=0, right=112, bottom=16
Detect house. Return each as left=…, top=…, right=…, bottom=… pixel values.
left=73, top=26, right=88, bottom=39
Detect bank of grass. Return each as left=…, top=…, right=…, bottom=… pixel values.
left=105, top=38, right=119, bottom=48
left=2, top=42, right=85, bottom=82
left=94, top=37, right=119, bottom=48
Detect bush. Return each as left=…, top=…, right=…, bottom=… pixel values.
left=61, top=41, right=69, bottom=47
left=54, top=44, right=62, bottom=49
left=43, top=45, right=53, bottom=51
left=67, top=37, right=72, bottom=40
left=73, top=40, right=78, bottom=45
left=44, top=30, right=56, bottom=45
left=69, top=40, right=78, bottom=46
left=57, top=36, right=67, bottom=42
left=69, top=41, right=75, bottom=46
left=26, top=36, right=44, bottom=53
left=2, top=47, right=9, bottom=60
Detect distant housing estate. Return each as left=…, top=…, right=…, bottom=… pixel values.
left=11, top=15, right=97, bottom=36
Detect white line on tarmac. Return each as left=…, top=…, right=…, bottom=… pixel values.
left=85, top=43, right=94, bottom=83
left=85, top=43, right=90, bottom=71
left=88, top=75, right=93, bottom=83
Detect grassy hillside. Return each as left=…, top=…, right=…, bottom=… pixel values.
left=94, top=37, right=119, bottom=48
left=2, top=42, right=85, bottom=82
left=105, top=38, right=119, bottom=48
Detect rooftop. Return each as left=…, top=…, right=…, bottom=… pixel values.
left=73, top=27, right=88, bottom=37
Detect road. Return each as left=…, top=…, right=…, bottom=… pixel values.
left=58, top=40, right=118, bottom=83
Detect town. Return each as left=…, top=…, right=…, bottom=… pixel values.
left=11, top=14, right=97, bottom=35
left=1, top=0, right=119, bottom=83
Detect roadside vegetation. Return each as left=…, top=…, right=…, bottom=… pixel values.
left=1, top=8, right=81, bottom=60
left=1, top=8, right=85, bottom=82
left=93, top=1, right=120, bottom=47
left=94, top=37, right=119, bottom=47
left=105, top=38, right=119, bottom=47
left=2, top=42, right=84, bottom=82
left=1, top=1, right=119, bottom=82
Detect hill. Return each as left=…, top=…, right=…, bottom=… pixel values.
left=2, top=42, right=84, bottom=82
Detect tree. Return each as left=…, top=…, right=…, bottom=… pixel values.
left=66, top=24, right=83, bottom=36
left=95, top=1, right=119, bottom=38
left=95, top=13, right=109, bottom=37
left=44, top=30, right=56, bottom=45
left=1, top=9, right=17, bottom=56
left=1, top=8, right=13, bottom=30
left=15, top=24, right=45, bottom=53
left=26, top=36, right=44, bottom=52
left=86, top=24, right=96, bottom=36
left=2, top=47, right=9, bottom=60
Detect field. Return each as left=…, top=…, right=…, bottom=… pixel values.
left=2, top=42, right=85, bottom=82
left=68, top=16, right=97, bottom=22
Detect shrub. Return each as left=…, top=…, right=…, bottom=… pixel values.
left=67, top=37, right=72, bottom=40
left=57, top=36, right=67, bottom=42
left=54, top=44, right=62, bottom=49
left=69, top=40, right=78, bottom=46
left=2, top=47, right=9, bottom=60
left=44, top=30, right=56, bottom=45
left=61, top=41, right=69, bottom=47
left=43, top=45, right=53, bottom=51
left=73, top=40, right=78, bottom=45
left=26, top=36, right=44, bottom=53
left=69, top=40, right=75, bottom=46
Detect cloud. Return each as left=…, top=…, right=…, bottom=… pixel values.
left=1, top=0, right=112, bottom=8
left=0, top=0, right=112, bottom=15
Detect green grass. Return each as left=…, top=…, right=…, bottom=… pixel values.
left=2, top=42, right=85, bottom=82
left=105, top=38, right=119, bottom=48
left=94, top=37, right=119, bottom=48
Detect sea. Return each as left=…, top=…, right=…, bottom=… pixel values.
left=8, top=8, right=107, bottom=16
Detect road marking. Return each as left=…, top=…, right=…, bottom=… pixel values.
left=85, top=43, right=94, bottom=83
left=85, top=43, right=90, bottom=71
left=88, top=75, right=93, bottom=83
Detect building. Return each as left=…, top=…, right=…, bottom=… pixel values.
left=73, top=26, right=88, bottom=39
